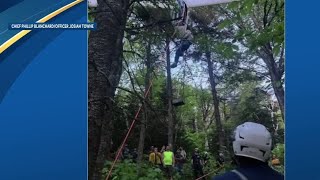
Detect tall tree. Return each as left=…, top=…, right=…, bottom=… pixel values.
left=166, top=38, right=174, bottom=146
left=219, top=0, right=285, bottom=118
left=137, top=41, right=153, bottom=164
left=206, top=52, right=226, bottom=153
left=88, top=0, right=130, bottom=179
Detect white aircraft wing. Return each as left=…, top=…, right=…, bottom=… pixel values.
left=88, top=0, right=98, bottom=8
left=184, top=0, right=240, bottom=8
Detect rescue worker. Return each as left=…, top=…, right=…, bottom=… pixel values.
left=162, top=145, right=175, bottom=180
left=212, top=122, right=284, bottom=180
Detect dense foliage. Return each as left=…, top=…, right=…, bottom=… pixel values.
left=88, top=0, right=284, bottom=179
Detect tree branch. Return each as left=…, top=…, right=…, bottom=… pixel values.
left=267, top=2, right=284, bottom=26
left=123, top=58, right=144, bottom=95
left=129, top=0, right=138, bottom=8
left=218, top=7, right=245, bottom=30
left=126, top=17, right=182, bottom=30
left=263, top=0, right=272, bottom=28
left=117, top=81, right=157, bottom=114
left=123, top=50, right=145, bottom=59
left=278, top=45, right=285, bottom=75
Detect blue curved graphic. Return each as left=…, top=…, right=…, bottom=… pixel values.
left=0, top=1, right=86, bottom=102
left=0, top=0, right=75, bottom=45
left=0, top=1, right=87, bottom=180
left=0, top=0, right=24, bottom=13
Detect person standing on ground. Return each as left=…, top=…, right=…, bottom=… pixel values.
left=162, top=145, right=175, bottom=180
left=154, top=147, right=163, bottom=168
left=271, top=155, right=280, bottom=166
left=212, top=122, right=284, bottom=180
left=131, top=148, right=138, bottom=163
left=175, top=148, right=184, bottom=175
left=179, top=147, right=187, bottom=160
left=150, top=146, right=155, bottom=153
left=122, top=144, right=130, bottom=160
left=192, top=148, right=204, bottom=179
left=216, top=152, right=225, bottom=167
left=203, top=151, right=209, bottom=167
left=270, top=154, right=282, bottom=173
left=161, top=145, right=166, bottom=153
left=149, top=148, right=156, bottom=165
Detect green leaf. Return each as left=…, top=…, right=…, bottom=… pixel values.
left=273, top=45, right=281, bottom=56
left=228, top=1, right=240, bottom=10
left=217, top=19, right=233, bottom=30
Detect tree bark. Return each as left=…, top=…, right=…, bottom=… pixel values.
left=88, top=1, right=130, bottom=180
left=166, top=39, right=174, bottom=146
left=206, top=52, right=226, bottom=153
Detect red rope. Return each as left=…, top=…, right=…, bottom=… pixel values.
left=105, top=80, right=153, bottom=180
left=106, top=42, right=170, bottom=180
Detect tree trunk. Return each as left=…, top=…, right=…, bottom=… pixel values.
left=260, top=48, right=284, bottom=120
left=192, top=118, right=198, bottom=132
left=269, top=69, right=284, bottom=120
left=222, top=100, right=228, bottom=122
left=204, top=131, right=209, bottom=150
left=206, top=52, right=226, bottom=153
left=88, top=1, right=130, bottom=180
left=174, top=122, right=179, bottom=147
left=166, top=39, right=174, bottom=146
left=137, top=42, right=152, bottom=164
left=137, top=104, right=147, bottom=167
left=269, top=100, right=279, bottom=138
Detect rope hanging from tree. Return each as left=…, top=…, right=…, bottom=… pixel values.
left=105, top=44, right=171, bottom=180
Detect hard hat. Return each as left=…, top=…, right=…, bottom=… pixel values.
left=232, top=122, right=272, bottom=162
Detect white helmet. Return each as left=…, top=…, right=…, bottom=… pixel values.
left=232, top=122, right=272, bottom=162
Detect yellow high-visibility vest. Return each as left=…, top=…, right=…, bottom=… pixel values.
left=163, top=151, right=174, bottom=165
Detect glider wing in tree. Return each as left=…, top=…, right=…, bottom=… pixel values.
left=184, top=0, right=240, bottom=8
left=88, top=0, right=98, bottom=8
